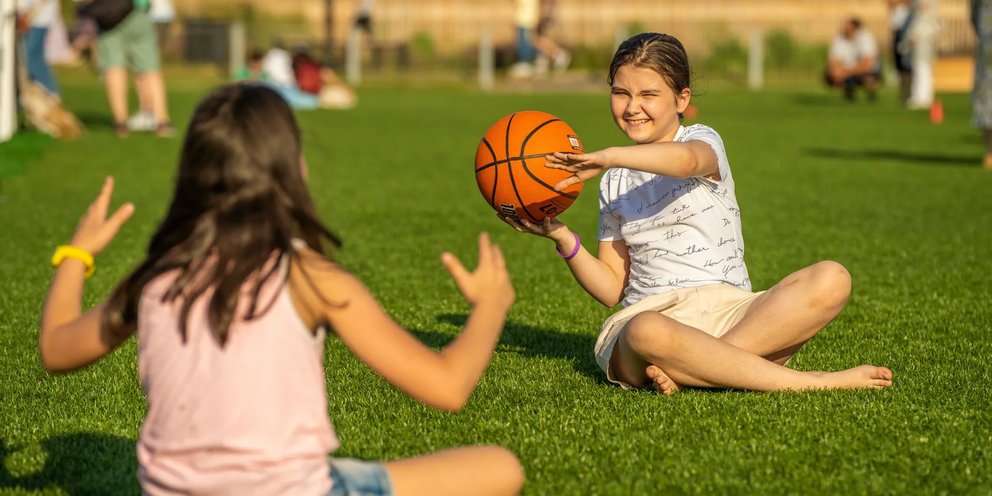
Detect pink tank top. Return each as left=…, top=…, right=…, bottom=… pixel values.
left=135, top=263, right=338, bottom=495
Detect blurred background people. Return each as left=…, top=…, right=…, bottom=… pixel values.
left=972, top=0, right=992, bottom=169
left=531, top=0, right=569, bottom=76
left=509, top=0, right=538, bottom=78
left=889, top=0, right=914, bottom=102
left=825, top=17, right=882, bottom=101
left=79, top=0, right=173, bottom=137
left=17, top=0, right=60, bottom=97
left=905, top=0, right=941, bottom=109
left=127, top=0, right=175, bottom=131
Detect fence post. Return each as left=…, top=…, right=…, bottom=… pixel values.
left=747, top=29, right=764, bottom=90
left=478, top=25, right=494, bottom=91
left=228, top=20, right=245, bottom=78
left=346, top=26, right=362, bottom=86
left=0, top=0, right=16, bottom=142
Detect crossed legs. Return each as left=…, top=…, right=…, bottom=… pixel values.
left=610, top=261, right=893, bottom=394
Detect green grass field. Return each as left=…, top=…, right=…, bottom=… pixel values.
left=1, top=71, right=991, bottom=495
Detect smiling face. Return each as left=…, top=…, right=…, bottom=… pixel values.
left=610, top=64, right=691, bottom=144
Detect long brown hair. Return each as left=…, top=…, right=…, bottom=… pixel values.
left=103, top=83, right=341, bottom=345
left=608, top=33, right=693, bottom=120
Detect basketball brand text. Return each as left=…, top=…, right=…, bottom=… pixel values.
left=499, top=203, right=522, bottom=223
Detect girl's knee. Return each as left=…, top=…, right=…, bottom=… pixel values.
left=622, top=312, right=679, bottom=354
left=809, top=260, right=851, bottom=308
left=486, top=446, right=524, bottom=494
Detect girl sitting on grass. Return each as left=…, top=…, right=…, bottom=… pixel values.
left=39, top=83, right=523, bottom=495
left=502, top=33, right=893, bottom=394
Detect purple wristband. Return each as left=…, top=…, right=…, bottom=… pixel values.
left=556, top=232, right=581, bottom=260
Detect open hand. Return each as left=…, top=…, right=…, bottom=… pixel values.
left=69, top=177, right=134, bottom=255
left=441, top=232, right=514, bottom=310
left=499, top=214, right=567, bottom=239
left=544, top=149, right=612, bottom=191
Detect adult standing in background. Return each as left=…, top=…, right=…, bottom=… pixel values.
left=531, top=0, right=570, bottom=76
left=17, top=0, right=60, bottom=97
left=126, top=0, right=174, bottom=131
left=89, top=0, right=173, bottom=137
left=888, top=0, right=914, bottom=103
left=905, top=0, right=940, bottom=109
left=509, top=0, right=538, bottom=79
left=971, top=0, right=992, bottom=169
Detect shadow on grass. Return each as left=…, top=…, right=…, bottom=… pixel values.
left=804, top=147, right=979, bottom=167
left=418, top=314, right=603, bottom=382
left=73, top=111, right=116, bottom=130
left=0, top=433, right=138, bottom=494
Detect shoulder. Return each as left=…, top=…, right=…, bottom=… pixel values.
left=287, top=246, right=364, bottom=328
left=681, top=124, right=725, bottom=149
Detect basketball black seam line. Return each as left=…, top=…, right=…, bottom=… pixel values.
left=481, top=137, right=498, bottom=206
left=475, top=152, right=551, bottom=173
left=496, top=113, right=516, bottom=211
left=505, top=113, right=540, bottom=222
left=519, top=118, right=579, bottom=201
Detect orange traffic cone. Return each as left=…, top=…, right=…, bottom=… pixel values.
left=929, top=99, right=944, bottom=124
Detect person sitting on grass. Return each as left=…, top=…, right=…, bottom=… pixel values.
left=824, top=17, right=882, bottom=102
left=38, top=83, right=523, bottom=495
left=501, top=33, right=894, bottom=394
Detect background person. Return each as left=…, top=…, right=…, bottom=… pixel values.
left=888, top=0, right=914, bottom=102
left=87, top=0, right=173, bottom=137
left=531, top=0, right=570, bottom=76
left=972, top=0, right=992, bottom=169
left=17, top=0, right=60, bottom=97
left=825, top=17, right=882, bottom=101
left=905, top=0, right=940, bottom=109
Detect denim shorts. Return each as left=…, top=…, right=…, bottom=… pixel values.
left=328, top=457, right=393, bottom=496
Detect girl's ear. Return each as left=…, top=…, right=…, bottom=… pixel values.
left=300, top=155, right=309, bottom=180
left=676, top=87, right=692, bottom=114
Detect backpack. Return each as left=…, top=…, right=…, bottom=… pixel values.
left=76, top=0, right=135, bottom=32
left=292, top=53, right=323, bottom=95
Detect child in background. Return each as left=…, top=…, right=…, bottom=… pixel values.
left=39, top=83, right=523, bottom=495
left=502, top=33, right=893, bottom=394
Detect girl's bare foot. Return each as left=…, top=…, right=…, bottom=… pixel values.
left=814, top=365, right=893, bottom=389
left=645, top=364, right=679, bottom=395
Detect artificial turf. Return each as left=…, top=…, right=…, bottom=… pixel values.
left=1, top=72, right=990, bottom=494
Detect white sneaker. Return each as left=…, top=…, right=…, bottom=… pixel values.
left=127, top=111, right=156, bottom=131
left=509, top=62, right=534, bottom=79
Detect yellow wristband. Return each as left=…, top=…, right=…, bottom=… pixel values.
left=51, top=245, right=95, bottom=278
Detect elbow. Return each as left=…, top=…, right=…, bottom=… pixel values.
left=431, top=389, right=469, bottom=413
left=38, top=349, right=67, bottom=374
left=597, top=296, right=620, bottom=308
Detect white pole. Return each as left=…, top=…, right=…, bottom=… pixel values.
left=747, top=29, right=764, bottom=90
left=0, top=0, right=17, bottom=142
left=228, top=20, right=245, bottom=78
left=478, top=25, right=493, bottom=91
left=346, top=26, right=361, bottom=86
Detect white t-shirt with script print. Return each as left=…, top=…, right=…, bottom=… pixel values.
left=598, top=124, right=751, bottom=307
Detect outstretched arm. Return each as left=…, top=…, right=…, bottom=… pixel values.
left=499, top=216, right=629, bottom=307
left=292, top=233, right=514, bottom=412
left=40, top=177, right=135, bottom=373
left=545, top=140, right=720, bottom=191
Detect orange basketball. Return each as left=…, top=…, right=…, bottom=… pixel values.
left=474, top=110, right=584, bottom=223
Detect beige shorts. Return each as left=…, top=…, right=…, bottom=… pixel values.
left=594, top=284, right=765, bottom=388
